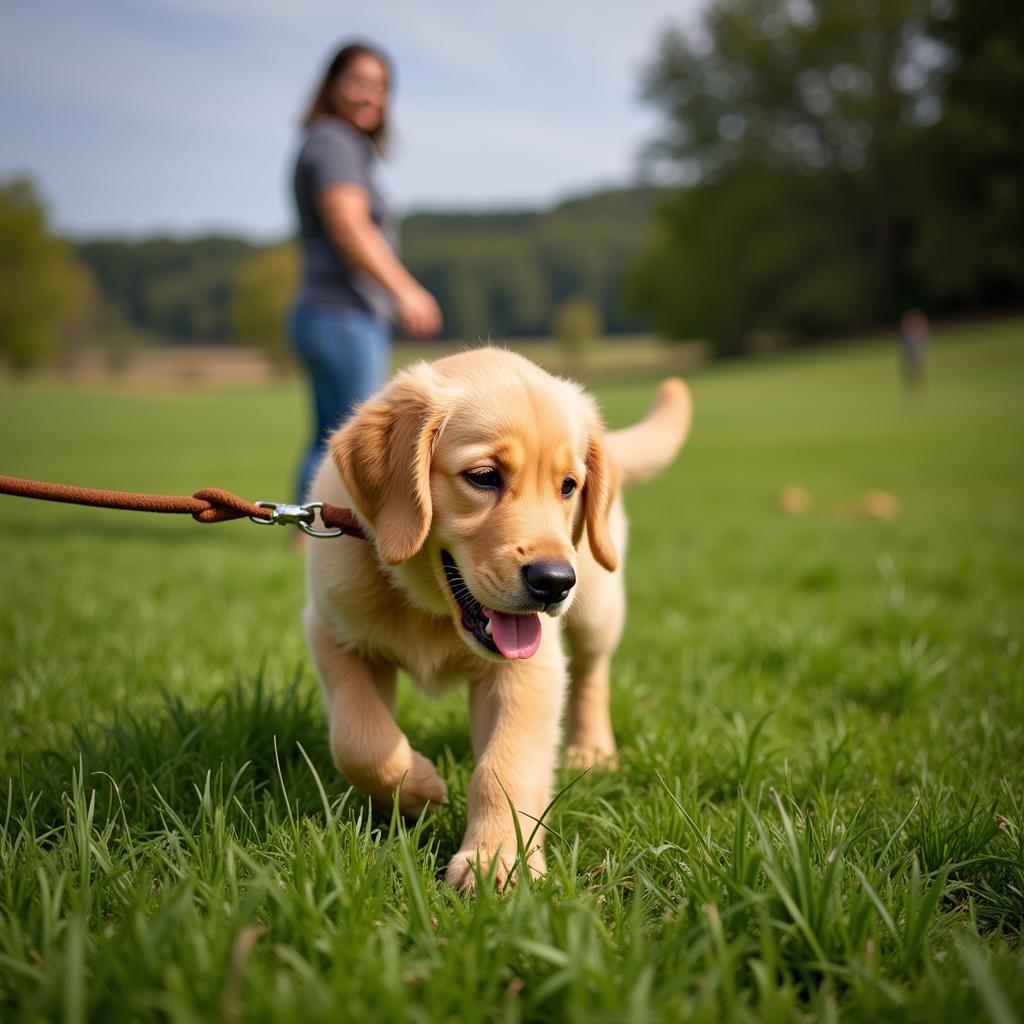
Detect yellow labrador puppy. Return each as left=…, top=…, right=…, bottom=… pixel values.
left=304, top=348, right=690, bottom=889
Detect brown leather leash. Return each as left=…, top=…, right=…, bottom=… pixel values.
left=0, top=474, right=366, bottom=540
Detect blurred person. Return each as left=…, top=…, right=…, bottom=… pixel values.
left=290, top=41, right=442, bottom=507
left=899, top=308, right=930, bottom=394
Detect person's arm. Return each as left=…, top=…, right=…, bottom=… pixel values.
left=317, top=184, right=442, bottom=338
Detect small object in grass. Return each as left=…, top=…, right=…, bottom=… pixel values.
left=779, top=485, right=812, bottom=515
left=854, top=489, right=901, bottom=520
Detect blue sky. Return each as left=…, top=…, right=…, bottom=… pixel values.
left=0, top=0, right=701, bottom=239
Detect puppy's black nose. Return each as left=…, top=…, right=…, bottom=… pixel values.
left=522, top=561, right=576, bottom=605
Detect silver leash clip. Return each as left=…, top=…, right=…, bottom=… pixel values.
left=249, top=500, right=344, bottom=538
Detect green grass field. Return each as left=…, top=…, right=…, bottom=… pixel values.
left=1, top=321, right=1023, bottom=1022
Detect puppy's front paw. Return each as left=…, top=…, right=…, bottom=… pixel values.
left=337, top=741, right=448, bottom=818
left=444, top=843, right=546, bottom=892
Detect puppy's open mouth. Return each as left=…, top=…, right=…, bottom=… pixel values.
left=440, top=550, right=542, bottom=660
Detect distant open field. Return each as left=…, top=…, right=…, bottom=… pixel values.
left=38, top=333, right=709, bottom=391
left=1, top=319, right=1022, bottom=1021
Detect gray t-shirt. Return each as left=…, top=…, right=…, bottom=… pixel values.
left=293, top=117, right=398, bottom=323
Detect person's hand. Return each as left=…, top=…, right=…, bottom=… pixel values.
left=396, top=282, right=443, bottom=338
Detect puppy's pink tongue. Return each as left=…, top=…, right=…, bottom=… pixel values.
left=483, top=609, right=542, bottom=659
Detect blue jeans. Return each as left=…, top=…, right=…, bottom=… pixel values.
left=290, top=304, right=390, bottom=503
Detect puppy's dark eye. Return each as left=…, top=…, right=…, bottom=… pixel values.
left=561, top=476, right=577, bottom=498
left=464, top=468, right=501, bottom=490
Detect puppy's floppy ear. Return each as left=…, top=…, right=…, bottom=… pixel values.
left=330, top=371, right=445, bottom=565
left=581, top=429, right=619, bottom=572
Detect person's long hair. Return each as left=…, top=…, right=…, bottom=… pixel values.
left=301, top=42, right=392, bottom=151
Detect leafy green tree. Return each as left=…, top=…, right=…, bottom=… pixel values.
left=631, top=170, right=873, bottom=353
left=442, top=259, right=492, bottom=341
left=487, top=248, right=547, bottom=335
left=908, top=0, right=1024, bottom=306
left=632, top=0, right=956, bottom=351
left=0, top=177, right=93, bottom=371
left=552, top=295, right=603, bottom=370
left=401, top=189, right=659, bottom=339
left=79, top=236, right=255, bottom=341
left=228, top=243, right=298, bottom=371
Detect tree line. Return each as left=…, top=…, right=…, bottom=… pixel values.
left=2, top=183, right=662, bottom=371
left=402, top=189, right=659, bottom=340
left=71, top=187, right=659, bottom=351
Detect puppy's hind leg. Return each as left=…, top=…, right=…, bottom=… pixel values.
left=305, top=608, right=447, bottom=817
left=563, top=566, right=625, bottom=770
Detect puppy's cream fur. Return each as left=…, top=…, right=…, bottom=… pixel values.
left=304, top=348, right=690, bottom=889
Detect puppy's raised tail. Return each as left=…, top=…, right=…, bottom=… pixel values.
left=605, top=378, right=692, bottom=486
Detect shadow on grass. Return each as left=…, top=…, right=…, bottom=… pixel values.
left=9, top=672, right=470, bottom=862
left=10, top=674, right=320, bottom=827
